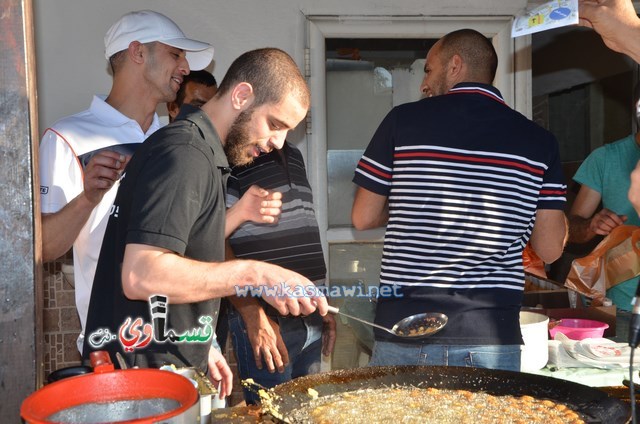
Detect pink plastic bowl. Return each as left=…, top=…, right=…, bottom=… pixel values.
left=548, top=318, right=609, bottom=340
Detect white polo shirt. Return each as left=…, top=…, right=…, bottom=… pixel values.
left=39, top=95, right=161, bottom=353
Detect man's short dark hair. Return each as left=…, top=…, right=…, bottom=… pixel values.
left=216, top=47, right=310, bottom=110
left=175, top=70, right=217, bottom=106
left=439, top=29, right=498, bottom=83
left=108, top=50, right=127, bottom=75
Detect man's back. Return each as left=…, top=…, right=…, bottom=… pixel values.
left=355, top=28, right=567, bottom=371
left=354, top=83, right=566, bottom=345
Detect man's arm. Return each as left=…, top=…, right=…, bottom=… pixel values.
left=569, top=185, right=627, bottom=243
left=224, top=241, right=289, bottom=373
left=207, top=345, right=233, bottom=398
left=630, top=160, right=640, bottom=215
left=42, top=197, right=99, bottom=262
left=225, top=185, right=282, bottom=238
left=579, top=0, right=640, bottom=62
left=529, top=209, right=568, bottom=264
left=351, top=187, right=389, bottom=230
left=227, top=295, right=289, bottom=373
left=42, top=151, right=128, bottom=261
left=121, top=243, right=328, bottom=317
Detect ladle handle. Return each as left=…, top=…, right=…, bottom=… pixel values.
left=327, top=305, right=395, bottom=335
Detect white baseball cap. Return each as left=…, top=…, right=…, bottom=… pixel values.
left=104, top=10, right=214, bottom=71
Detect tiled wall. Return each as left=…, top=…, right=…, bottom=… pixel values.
left=42, top=254, right=82, bottom=378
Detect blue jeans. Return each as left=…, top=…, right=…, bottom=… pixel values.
left=228, top=307, right=322, bottom=404
left=369, top=341, right=521, bottom=372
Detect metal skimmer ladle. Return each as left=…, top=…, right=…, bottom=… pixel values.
left=327, top=305, right=448, bottom=339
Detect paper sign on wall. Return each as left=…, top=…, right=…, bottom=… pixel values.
left=512, top=0, right=579, bottom=37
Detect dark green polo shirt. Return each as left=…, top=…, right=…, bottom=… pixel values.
left=83, top=105, right=230, bottom=372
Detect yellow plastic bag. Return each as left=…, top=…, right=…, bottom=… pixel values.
left=564, top=225, right=640, bottom=303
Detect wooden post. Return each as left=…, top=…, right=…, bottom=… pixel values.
left=0, top=0, right=42, bottom=421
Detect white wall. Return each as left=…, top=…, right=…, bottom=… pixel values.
left=33, top=0, right=528, bottom=132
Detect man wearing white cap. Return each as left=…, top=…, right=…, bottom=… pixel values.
left=39, top=10, right=214, bottom=354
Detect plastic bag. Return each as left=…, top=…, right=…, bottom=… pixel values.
left=523, top=244, right=547, bottom=278
left=564, top=225, right=640, bottom=303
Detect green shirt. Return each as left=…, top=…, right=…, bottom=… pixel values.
left=573, top=134, right=640, bottom=310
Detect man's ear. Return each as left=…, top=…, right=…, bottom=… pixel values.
left=167, top=101, right=180, bottom=122
left=448, top=54, right=464, bottom=79
left=127, top=41, right=145, bottom=64
left=230, top=82, right=254, bottom=111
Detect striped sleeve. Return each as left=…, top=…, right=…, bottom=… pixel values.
left=538, top=138, right=567, bottom=210
left=353, top=109, right=397, bottom=195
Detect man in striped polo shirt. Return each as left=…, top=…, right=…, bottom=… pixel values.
left=352, top=29, right=568, bottom=371
left=226, top=142, right=336, bottom=404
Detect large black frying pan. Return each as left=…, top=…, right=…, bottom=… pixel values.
left=266, top=365, right=630, bottom=423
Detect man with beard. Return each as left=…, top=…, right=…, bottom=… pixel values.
left=352, top=29, right=567, bottom=371
left=83, top=48, right=328, bottom=399
left=165, top=67, right=284, bottom=368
